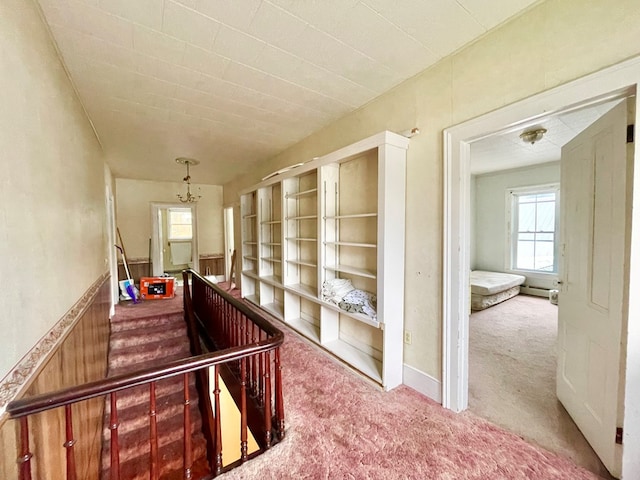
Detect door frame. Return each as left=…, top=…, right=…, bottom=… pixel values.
left=442, top=55, right=640, bottom=477
left=150, top=202, right=199, bottom=276
left=224, top=205, right=235, bottom=281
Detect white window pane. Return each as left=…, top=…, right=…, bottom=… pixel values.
left=516, top=241, right=535, bottom=270
left=170, top=210, right=191, bottom=224
left=518, top=203, right=536, bottom=231
left=534, top=241, right=555, bottom=271
left=536, top=200, right=555, bottom=231
left=171, top=224, right=192, bottom=239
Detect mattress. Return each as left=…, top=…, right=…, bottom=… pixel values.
left=470, top=270, right=526, bottom=296
left=471, top=286, right=520, bottom=311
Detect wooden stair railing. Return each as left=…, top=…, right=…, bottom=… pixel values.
left=183, top=269, right=286, bottom=466
left=7, top=273, right=285, bottom=480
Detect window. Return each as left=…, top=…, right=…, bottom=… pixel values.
left=508, top=185, right=559, bottom=273
left=168, top=208, right=192, bottom=240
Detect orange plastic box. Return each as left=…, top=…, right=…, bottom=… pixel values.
left=139, top=277, right=175, bottom=300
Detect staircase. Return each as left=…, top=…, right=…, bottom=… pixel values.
left=100, top=299, right=211, bottom=480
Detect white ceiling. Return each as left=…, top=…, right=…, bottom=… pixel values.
left=37, top=0, right=539, bottom=185
left=470, top=100, right=621, bottom=175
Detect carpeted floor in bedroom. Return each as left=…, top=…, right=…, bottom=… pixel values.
left=468, top=294, right=613, bottom=479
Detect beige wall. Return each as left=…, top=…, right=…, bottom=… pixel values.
left=0, top=0, right=107, bottom=379
left=115, top=178, right=223, bottom=259
left=224, top=0, right=640, bottom=380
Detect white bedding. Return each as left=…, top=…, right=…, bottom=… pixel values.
left=470, top=270, right=525, bottom=295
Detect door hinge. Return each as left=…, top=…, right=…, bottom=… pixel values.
left=627, top=124, right=635, bottom=143
left=616, top=427, right=623, bottom=445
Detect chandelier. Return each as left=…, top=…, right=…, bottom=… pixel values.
left=175, top=157, right=201, bottom=203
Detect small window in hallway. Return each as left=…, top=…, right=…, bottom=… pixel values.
left=168, top=208, right=192, bottom=240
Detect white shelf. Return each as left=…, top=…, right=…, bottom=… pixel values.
left=260, top=256, right=282, bottom=263
left=286, top=188, right=317, bottom=199
left=285, top=283, right=318, bottom=301
left=320, top=300, right=380, bottom=328
left=287, top=317, right=320, bottom=343
left=239, top=131, right=407, bottom=390
left=242, top=270, right=259, bottom=279
left=323, top=338, right=382, bottom=384
left=262, top=301, right=284, bottom=320
left=324, top=213, right=377, bottom=219
left=243, top=255, right=258, bottom=261
left=286, top=215, right=317, bottom=220
left=324, top=241, right=376, bottom=248
left=261, top=275, right=283, bottom=287
left=324, top=264, right=376, bottom=279
left=286, top=259, right=317, bottom=268
left=244, top=294, right=260, bottom=305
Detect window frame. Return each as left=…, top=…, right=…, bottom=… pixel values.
left=505, top=183, right=560, bottom=275
left=167, top=207, right=193, bottom=241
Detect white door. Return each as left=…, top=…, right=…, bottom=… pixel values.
left=557, top=100, right=628, bottom=478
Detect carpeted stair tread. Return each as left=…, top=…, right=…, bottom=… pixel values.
left=110, top=311, right=185, bottom=333
left=101, top=408, right=205, bottom=466
left=108, top=337, right=191, bottom=371
left=109, top=322, right=187, bottom=349
left=103, top=296, right=211, bottom=480
left=103, top=388, right=201, bottom=437
left=102, top=434, right=209, bottom=480
left=104, top=376, right=196, bottom=411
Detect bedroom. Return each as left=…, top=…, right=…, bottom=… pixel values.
left=467, top=99, right=624, bottom=479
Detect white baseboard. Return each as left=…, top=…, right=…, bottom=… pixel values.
left=403, top=364, right=442, bottom=404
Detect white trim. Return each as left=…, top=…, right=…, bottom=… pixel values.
left=403, top=364, right=442, bottom=404
left=443, top=54, right=640, bottom=477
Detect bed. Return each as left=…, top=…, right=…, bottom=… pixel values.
left=470, top=270, right=526, bottom=311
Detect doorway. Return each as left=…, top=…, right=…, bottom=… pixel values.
left=224, top=206, right=235, bottom=282
left=442, top=57, right=640, bottom=479
left=150, top=203, right=199, bottom=277
left=466, top=109, right=618, bottom=476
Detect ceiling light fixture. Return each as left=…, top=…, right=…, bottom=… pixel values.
left=175, top=157, right=201, bottom=203
left=519, top=127, right=547, bottom=145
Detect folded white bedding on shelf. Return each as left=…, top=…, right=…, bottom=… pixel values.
left=321, top=278, right=377, bottom=321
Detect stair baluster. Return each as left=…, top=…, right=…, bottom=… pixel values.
left=263, top=351, right=272, bottom=448
left=64, top=404, right=77, bottom=480
left=183, top=373, right=193, bottom=480
left=275, top=348, right=285, bottom=440
left=213, top=365, right=223, bottom=475
left=109, top=392, right=121, bottom=480
left=240, top=358, right=248, bottom=461
left=149, top=382, right=159, bottom=480
left=18, top=416, right=33, bottom=480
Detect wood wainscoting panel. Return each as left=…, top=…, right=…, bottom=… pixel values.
left=0, top=274, right=111, bottom=480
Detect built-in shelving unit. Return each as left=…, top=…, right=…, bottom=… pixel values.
left=239, top=131, right=408, bottom=390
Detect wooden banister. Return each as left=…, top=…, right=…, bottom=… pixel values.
left=7, top=337, right=282, bottom=419
left=8, top=268, right=285, bottom=480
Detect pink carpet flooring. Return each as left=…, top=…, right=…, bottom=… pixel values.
left=220, top=325, right=603, bottom=480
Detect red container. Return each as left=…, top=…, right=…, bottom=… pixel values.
left=139, top=277, right=176, bottom=299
